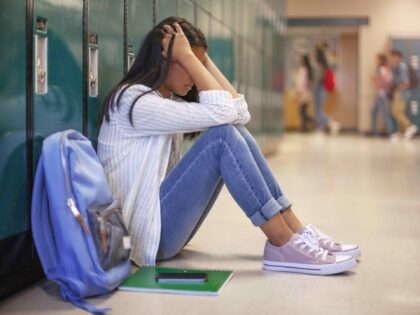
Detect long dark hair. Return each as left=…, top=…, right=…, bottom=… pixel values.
left=302, top=54, right=313, bottom=82
left=101, top=16, right=208, bottom=126
left=377, top=53, right=387, bottom=69
left=315, top=47, right=328, bottom=69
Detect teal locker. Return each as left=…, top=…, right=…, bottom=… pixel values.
left=0, top=1, right=28, bottom=240
left=179, top=0, right=194, bottom=24
left=273, top=32, right=285, bottom=133
left=32, top=0, right=84, bottom=164
left=247, top=46, right=262, bottom=135
left=0, top=0, right=43, bottom=300
left=127, top=0, right=154, bottom=61
left=87, top=0, right=124, bottom=139
left=392, top=38, right=420, bottom=130
left=408, top=40, right=420, bottom=128
left=196, top=7, right=209, bottom=40
left=262, top=20, right=273, bottom=134
left=235, top=35, right=245, bottom=89
left=157, top=0, right=178, bottom=22
left=208, top=18, right=234, bottom=82
left=195, top=0, right=211, bottom=12
left=212, top=0, right=223, bottom=20
left=222, top=0, right=234, bottom=28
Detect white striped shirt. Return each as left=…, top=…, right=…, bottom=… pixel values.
left=97, top=84, right=250, bottom=266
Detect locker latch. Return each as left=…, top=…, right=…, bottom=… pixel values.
left=34, top=16, right=48, bottom=95
left=128, top=44, right=135, bottom=70
left=89, top=33, right=98, bottom=97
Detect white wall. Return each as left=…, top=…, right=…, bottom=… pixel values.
left=287, top=0, right=420, bottom=131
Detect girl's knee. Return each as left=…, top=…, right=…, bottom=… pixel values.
left=233, top=124, right=246, bottom=135
left=207, top=124, right=241, bottom=140
left=209, top=124, right=235, bottom=133
left=201, top=125, right=247, bottom=154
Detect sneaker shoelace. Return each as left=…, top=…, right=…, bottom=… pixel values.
left=293, top=231, right=328, bottom=261
left=306, top=224, right=339, bottom=250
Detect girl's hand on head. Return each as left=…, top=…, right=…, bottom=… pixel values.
left=161, top=23, right=193, bottom=63
left=202, top=52, right=211, bottom=68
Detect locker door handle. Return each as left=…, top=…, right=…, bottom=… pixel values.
left=37, top=59, right=46, bottom=84
left=89, top=72, right=97, bottom=89
left=34, top=16, right=48, bottom=95
left=127, top=43, right=135, bottom=70
left=89, top=33, right=98, bottom=97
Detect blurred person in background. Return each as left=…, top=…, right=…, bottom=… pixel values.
left=295, top=54, right=315, bottom=132
left=389, top=49, right=418, bottom=140
left=313, top=46, right=340, bottom=134
left=370, top=53, right=393, bottom=136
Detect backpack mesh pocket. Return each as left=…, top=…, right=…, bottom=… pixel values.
left=88, top=200, right=131, bottom=270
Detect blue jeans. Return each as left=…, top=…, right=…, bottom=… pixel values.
left=371, top=94, right=393, bottom=135
left=157, top=125, right=292, bottom=260
left=313, top=84, right=330, bottom=129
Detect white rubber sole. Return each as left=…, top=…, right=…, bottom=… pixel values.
left=330, top=247, right=361, bottom=259
left=263, top=257, right=356, bottom=275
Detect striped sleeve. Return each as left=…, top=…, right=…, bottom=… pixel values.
left=116, top=88, right=238, bottom=136
left=232, top=94, right=251, bottom=125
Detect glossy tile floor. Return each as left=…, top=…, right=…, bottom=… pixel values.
left=1, top=133, right=420, bottom=315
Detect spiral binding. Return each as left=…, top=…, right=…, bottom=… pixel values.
left=155, top=265, right=233, bottom=273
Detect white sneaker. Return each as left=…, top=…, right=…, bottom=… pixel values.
left=301, top=224, right=361, bottom=259
left=404, top=125, right=418, bottom=139
left=263, top=233, right=356, bottom=275
left=390, top=132, right=402, bottom=141
left=329, top=121, right=341, bottom=135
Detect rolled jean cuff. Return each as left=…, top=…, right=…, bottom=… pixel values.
left=249, top=198, right=281, bottom=226
left=277, top=195, right=292, bottom=212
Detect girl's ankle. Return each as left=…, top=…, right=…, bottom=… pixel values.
left=268, top=233, right=293, bottom=247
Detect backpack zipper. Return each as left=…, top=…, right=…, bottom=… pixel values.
left=60, top=132, right=91, bottom=236
left=97, top=208, right=123, bottom=255
left=67, top=198, right=91, bottom=236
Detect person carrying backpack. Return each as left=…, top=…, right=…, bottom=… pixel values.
left=389, top=49, right=418, bottom=140
left=313, top=46, right=340, bottom=134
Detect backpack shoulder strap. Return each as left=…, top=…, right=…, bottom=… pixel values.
left=31, top=138, right=60, bottom=279
left=63, top=293, right=111, bottom=314
left=60, top=131, right=91, bottom=235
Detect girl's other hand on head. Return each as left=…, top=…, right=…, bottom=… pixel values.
left=202, top=52, right=211, bottom=67
left=161, top=23, right=193, bottom=64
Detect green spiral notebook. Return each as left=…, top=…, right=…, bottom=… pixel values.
left=119, top=266, right=234, bottom=296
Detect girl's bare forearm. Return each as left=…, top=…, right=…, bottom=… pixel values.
left=180, top=53, right=222, bottom=92
left=204, top=55, right=239, bottom=98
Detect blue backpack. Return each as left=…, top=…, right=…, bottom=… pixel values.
left=31, top=130, right=132, bottom=313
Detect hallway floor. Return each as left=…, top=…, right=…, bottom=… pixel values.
left=1, top=133, right=419, bottom=315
